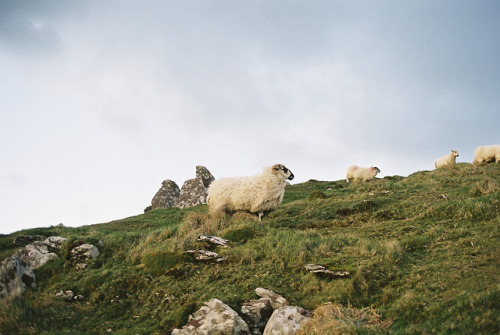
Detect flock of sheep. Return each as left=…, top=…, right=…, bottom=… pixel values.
left=206, top=145, right=499, bottom=221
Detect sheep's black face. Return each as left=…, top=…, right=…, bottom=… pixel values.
left=274, top=164, right=294, bottom=180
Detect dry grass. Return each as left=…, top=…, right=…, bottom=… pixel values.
left=299, top=302, right=392, bottom=334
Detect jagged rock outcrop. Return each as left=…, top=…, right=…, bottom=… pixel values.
left=172, top=298, right=250, bottom=335
left=151, top=179, right=180, bottom=210
left=176, top=178, right=208, bottom=209
left=263, top=306, right=311, bottom=335
left=13, top=236, right=67, bottom=269
left=0, top=256, right=36, bottom=300
left=255, top=288, right=290, bottom=310
left=196, top=165, right=215, bottom=188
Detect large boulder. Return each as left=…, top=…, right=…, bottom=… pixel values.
left=151, top=179, right=180, bottom=210
left=0, top=256, right=36, bottom=300
left=196, top=166, right=215, bottom=188
left=70, top=244, right=100, bottom=269
left=263, top=306, right=311, bottom=335
left=14, top=241, right=58, bottom=269
left=172, top=298, right=250, bottom=335
left=176, top=178, right=208, bottom=209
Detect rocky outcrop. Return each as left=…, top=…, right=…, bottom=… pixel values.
left=255, top=288, right=290, bottom=310
left=148, top=166, right=215, bottom=211
left=151, top=179, right=180, bottom=210
left=241, top=298, right=274, bottom=335
left=263, top=306, right=311, bottom=335
left=0, top=256, right=36, bottom=300
left=172, top=298, right=250, bottom=335
left=196, top=165, right=215, bottom=188
left=176, top=178, right=208, bottom=209
left=69, top=244, right=100, bottom=269
left=15, top=241, right=59, bottom=269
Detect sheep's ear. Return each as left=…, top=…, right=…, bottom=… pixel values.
left=272, top=164, right=280, bottom=174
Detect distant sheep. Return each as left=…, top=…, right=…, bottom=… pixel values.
left=207, top=164, right=294, bottom=220
left=473, top=145, right=500, bottom=164
left=346, top=165, right=380, bottom=183
left=435, top=150, right=459, bottom=169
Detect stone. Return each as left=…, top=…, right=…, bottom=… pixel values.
left=56, top=289, right=75, bottom=302
left=176, top=178, right=208, bottom=209
left=240, top=298, right=274, bottom=335
left=70, top=244, right=100, bottom=268
left=172, top=298, right=250, bottom=335
left=262, top=306, right=311, bottom=335
left=0, top=256, right=36, bottom=300
left=196, top=166, right=215, bottom=188
left=304, top=264, right=350, bottom=278
left=14, top=235, right=45, bottom=247
left=255, top=288, right=290, bottom=310
left=197, top=235, right=229, bottom=248
left=43, top=236, right=67, bottom=251
left=185, top=250, right=227, bottom=262
left=15, top=241, right=59, bottom=269
left=151, top=179, right=180, bottom=210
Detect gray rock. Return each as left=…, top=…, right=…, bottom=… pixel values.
left=172, top=298, right=250, bottom=335
left=0, top=256, right=36, bottom=300
left=305, top=264, right=350, bottom=278
left=185, top=250, right=227, bottom=262
left=176, top=178, right=208, bottom=209
left=151, top=179, right=180, bottom=209
left=197, top=235, right=229, bottom=248
left=70, top=244, right=100, bottom=268
left=241, top=298, right=274, bottom=335
left=262, top=306, right=311, bottom=335
left=43, top=236, right=67, bottom=251
left=196, top=166, right=215, bottom=188
left=56, top=289, right=75, bottom=302
left=15, top=241, right=58, bottom=269
left=255, top=288, right=290, bottom=310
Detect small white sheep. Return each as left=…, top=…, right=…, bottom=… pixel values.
left=435, top=150, right=459, bottom=169
left=473, top=145, right=500, bottom=164
left=346, top=165, right=380, bottom=183
left=207, top=164, right=294, bottom=220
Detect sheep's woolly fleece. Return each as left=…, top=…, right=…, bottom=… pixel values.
left=207, top=164, right=294, bottom=220
left=435, top=150, right=459, bottom=169
left=346, top=165, right=380, bottom=183
left=473, top=145, right=500, bottom=164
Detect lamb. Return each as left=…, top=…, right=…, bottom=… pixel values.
left=346, top=165, right=380, bottom=183
left=473, top=145, right=500, bottom=164
left=207, top=164, right=294, bottom=221
left=435, top=150, right=459, bottom=169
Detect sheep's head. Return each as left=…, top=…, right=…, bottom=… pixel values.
left=272, top=164, right=294, bottom=180
left=451, top=150, right=459, bottom=157
left=372, top=167, right=381, bottom=174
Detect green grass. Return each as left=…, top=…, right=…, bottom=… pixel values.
left=1, top=163, right=499, bottom=334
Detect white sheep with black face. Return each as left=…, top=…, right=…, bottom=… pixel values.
left=473, top=145, right=500, bottom=164
left=207, top=164, right=294, bottom=221
left=435, top=150, right=459, bottom=169
left=346, top=165, right=380, bottom=183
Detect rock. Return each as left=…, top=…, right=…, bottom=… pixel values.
left=172, top=298, right=250, bottom=335
left=304, top=264, right=350, bottom=278
left=70, top=244, right=100, bottom=268
left=176, top=178, right=208, bottom=209
left=262, top=306, right=311, bottom=335
left=185, top=250, right=227, bottom=262
left=197, top=235, right=229, bottom=248
left=196, top=166, right=215, bottom=188
left=15, top=241, right=59, bottom=269
left=144, top=205, right=152, bottom=213
left=56, top=289, right=75, bottom=302
left=255, top=288, right=290, bottom=310
left=43, top=236, right=67, bottom=251
left=0, top=256, right=36, bottom=300
left=151, top=179, right=180, bottom=210
left=240, top=298, right=274, bottom=335
left=14, top=235, right=45, bottom=247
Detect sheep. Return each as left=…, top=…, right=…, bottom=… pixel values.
left=207, top=164, right=294, bottom=221
left=473, top=145, right=500, bottom=164
left=346, top=165, right=380, bottom=183
left=435, top=150, right=459, bottom=169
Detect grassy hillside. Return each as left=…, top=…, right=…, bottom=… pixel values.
left=1, top=163, right=499, bottom=334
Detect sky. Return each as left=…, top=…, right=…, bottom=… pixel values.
left=1, top=1, right=499, bottom=234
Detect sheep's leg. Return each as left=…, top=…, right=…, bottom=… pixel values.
left=258, top=212, right=263, bottom=221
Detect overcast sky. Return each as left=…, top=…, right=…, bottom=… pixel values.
left=1, top=1, right=499, bottom=234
